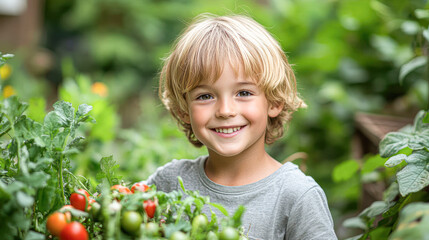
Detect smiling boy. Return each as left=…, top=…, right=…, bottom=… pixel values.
left=146, top=14, right=337, bottom=239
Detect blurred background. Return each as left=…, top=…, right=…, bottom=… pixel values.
left=0, top=0, right=428, bottom=238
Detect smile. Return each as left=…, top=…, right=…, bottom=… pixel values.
left=213, top=126, right=243, bottom=134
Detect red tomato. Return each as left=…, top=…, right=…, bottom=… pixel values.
left=77, top=189, right=90, bottom=198
left=131, top=183, right=150, bottom=193
left=143, top=200, right=156, bottom=218
left=46, top=212, right=69, bottom=237
left=60, top=221, right=88, bottom=240
left=111, top=185, right=132, bottom=194
left=70, top=193, right=87, bottom=211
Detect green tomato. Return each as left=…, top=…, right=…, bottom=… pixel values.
left=192, top=214, right=208, bottom=230
left=121, top=211, right=142, bottom=235
left=219, top=227, right=239, bottom=240
left=169, top=231, right=189, bottom=240
left=144, top=222, right=159, bottom=236
left=207, top=231, right=219, bottom=240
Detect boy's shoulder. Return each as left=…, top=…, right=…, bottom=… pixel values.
left=146, top=156, right=206, bottom=191
left=275, top=162, right=324, bottom=200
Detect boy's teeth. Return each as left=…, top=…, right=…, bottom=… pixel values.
left=215, top=127, right=241, bottom=133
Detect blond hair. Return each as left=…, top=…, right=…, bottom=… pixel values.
left=159, top=13, right=305, bottom=147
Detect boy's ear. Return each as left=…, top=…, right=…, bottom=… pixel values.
left=268, top=102, right=284, bottom=118
left=179, top=111, right=191, bottom=124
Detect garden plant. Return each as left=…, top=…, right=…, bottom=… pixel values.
left=0, top=56, right=245, bottom=240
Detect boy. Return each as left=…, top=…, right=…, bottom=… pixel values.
left=147, top=13, right=337, bottom=240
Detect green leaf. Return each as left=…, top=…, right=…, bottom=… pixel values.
left=178, top=176, right=186, bottom=192
left=0, top=52, right=14, bottom=66
left=368, top=226, right=390, bottom=240
left=408, top=134, right=429, bottom=150
left=0, top=97, right=29, bottom=125
left=24, top=231, right=45, bottom=240
left=379, top=132, right=409, bottom=157
left=342, top=216, right=367, bottom=230
left=76, top=104, right=93, bottom=120
left=415, top=9, right=429, bottom=19
left=362, top=155, right=386, bottom=173
left=423, top=28, right=429, bottom=42
left=399, top=56, right=427, bottom=84
left=43, top=112, right=68, bottom=132
left=332, top=159, right=360, bottom=182
left=383, top=182, right=399, bottom=203
left=390, top=202, right=429, bottom=239
left=53, top=101, right=75, bottom=127
left=19, top=171, right=50, bottom=189
left=96, top=155, right=121, bottom=186
left=359, top=201, right=388, bottom=218
left=209, top=202, right=229, bottom=217
left=385, top=154, right=407, bottom=168
left=36, top=177, right=58, bottom=212
left=14, top=117, right=45, bottom=147
left=231, top=205, right=245, bottom=228
left=16, top=191, right=34, bottom=207
left=413, top=110, right=429, bottom=133
left=396, top=150, right=429, bottom=196
left=423, top=112, right=429, bottom=123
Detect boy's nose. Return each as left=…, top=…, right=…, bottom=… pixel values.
left=215, top=98, right=236, bottom=118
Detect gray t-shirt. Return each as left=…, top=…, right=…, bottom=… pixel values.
left=146, top=156, right=337, bottom=240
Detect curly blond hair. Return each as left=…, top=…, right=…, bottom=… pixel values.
left=159, top=14, right=306, bottom=147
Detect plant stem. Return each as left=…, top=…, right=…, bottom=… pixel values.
left=6, top=115, right=20, bottom=174
left=59, top=131, right=71, bottom=205
left=426, top=51, right=429, bottom=110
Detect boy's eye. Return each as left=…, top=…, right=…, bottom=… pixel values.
left=237, top=91, right=252, bottom=97
left=196, top=94, right=213, bottom=100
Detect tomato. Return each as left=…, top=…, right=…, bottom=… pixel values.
left=111, top=185, right=132, bottom=194
left=121, top=211, right=142, bottom=235
left=169, top=231, right=189, bottom=240
left=131, top=182, right=150, bottom=193
left=219, top=227, right=239, bottom=240
left=144, top=222, right=159, bottom=236
left=60, top=221, right=88, bottom=240
left=192, top=214, right=208, bottom=230
left=77, top=189, right=90, bottom=198
left=70, top=193, right=87, bottom=211
left=143, top=200, right=156, bottom=218
left=46, top=212, right=69, bottom=237
left=207, top=231, right=219, bottom=240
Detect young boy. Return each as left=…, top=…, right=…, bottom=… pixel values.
left=147, top=14, right=337, bottom=240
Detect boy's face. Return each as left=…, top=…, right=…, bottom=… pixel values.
left=183, top=64, right=282, bottom=158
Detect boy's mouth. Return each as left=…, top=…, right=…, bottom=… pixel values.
left=212, top=126, right=245, bottom=134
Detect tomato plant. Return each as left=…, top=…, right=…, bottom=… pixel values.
left=0, top=96, right=246, bottom=240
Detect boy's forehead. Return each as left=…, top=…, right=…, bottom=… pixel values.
left=196, top=63, right=257, bottom=86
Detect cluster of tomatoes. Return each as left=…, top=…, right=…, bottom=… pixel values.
left=46, top=182, right=154, bottom=240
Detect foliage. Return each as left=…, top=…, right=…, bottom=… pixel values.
left=0, top=96, right=94, bottom=239
left=0, top=96, right=244, bottom=239
left=340, top=110, right=429, bottom=240
left=2, top=0, right=429, bottom=238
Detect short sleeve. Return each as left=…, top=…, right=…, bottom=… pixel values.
left=145, top=160, right=179, bottom=193
left=286, top=186, right=337, bottom=240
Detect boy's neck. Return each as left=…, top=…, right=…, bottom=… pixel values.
left=204, top=149, right=282, bottom=186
